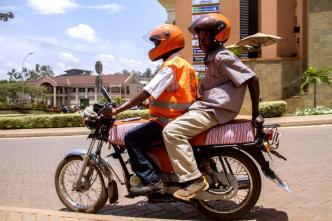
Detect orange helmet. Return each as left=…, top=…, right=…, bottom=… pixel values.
left=188, top=13, right=231, bottom=43
left=148, top=24, right=185, bottom=61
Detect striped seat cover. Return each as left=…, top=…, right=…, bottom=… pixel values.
left=109, top=119, right=255, bottom=146
left=204, top=120, right=255, bottom=145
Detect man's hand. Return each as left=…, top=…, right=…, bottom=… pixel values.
left=252, top=115, right=264, bottom=127
left=101, top=106, right=116, bottom=118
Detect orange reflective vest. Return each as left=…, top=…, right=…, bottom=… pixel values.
left=149, top=56, right=198, bottom=126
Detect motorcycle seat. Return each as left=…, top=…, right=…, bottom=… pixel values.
left=109, top=119, right=255, bottom=146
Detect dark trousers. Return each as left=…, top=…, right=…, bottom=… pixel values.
left=124, top=121, right=163, bottom=184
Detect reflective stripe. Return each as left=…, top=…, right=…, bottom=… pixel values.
left=150, top=114, right=175, bottom=125
left=150, top=100, right=192, bottom=110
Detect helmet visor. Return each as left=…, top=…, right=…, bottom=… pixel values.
left=143, top=30, right=170, bottom=46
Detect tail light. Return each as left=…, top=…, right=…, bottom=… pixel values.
left=266, top=129, right=273, bottom=140
left=264, top=127, right=281, bottom=149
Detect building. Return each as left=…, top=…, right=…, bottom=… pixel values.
left=158, top=0, right=307, bottom=65
left=28, top=70, right=142, bottom=108
left=157, top=0, right=332, bottom=112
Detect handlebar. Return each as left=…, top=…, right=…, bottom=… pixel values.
left=101, top=86, right=112, bottom=103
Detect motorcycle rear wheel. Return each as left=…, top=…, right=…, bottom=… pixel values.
left=55, top=156, right=108, bottom=213
left=194, top=150, right=261, bottom=220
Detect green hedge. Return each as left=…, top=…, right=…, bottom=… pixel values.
left=0, top=102, right=291, bottom=129
left=0, top=110, right=150, bottom=129
left=0, top=102, right=48, bottom=110
left=0, top=114, right=83, bottom=129
left=259, top=101, right=287, bottom=118
left=291, top=106, right=332, bottom=116
left=116, top=109, right=149, bottom=120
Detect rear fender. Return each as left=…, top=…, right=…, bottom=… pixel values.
left=196, top=144, right=273, bottom=176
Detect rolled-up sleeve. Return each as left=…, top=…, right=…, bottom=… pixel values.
left=216, top=51, right=255, bottom=87
left=143, top=66, right=174, bottom=99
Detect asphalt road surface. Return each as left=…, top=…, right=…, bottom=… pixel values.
left=0, top=125, right=331, bottom=220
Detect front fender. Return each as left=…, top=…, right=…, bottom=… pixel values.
left=63, top=148, right=113, bottom=184
left=61, top=148, right=119, bottom=203
left=65, top=148, right=87, bottom=158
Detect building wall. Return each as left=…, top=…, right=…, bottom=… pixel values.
left=305, top=0, right=332, bottom=109
left=164, top=0, right=304, bottom=63
left=240, top=58, right=302, bottom=114
left=175, top=0, right=193, bottom=63
left=222, top=0, right=241, bottom=44
left=308, top=0, right=332, bottom=68
left=286, top=84, right=332, bottom=113
left=260, top=0, right=298, bottom=58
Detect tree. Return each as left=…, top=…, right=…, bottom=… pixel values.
left=7, top=69, right=22, bottom=81
left=0, top=81, right=24, bottom=103
left=301, top=66, right=332, bottom=107
left=0, top=81, right=48, bottom=104
left=27, top=64, right=54, bottom=80
left=122, top=69, right=130, bottom=75
left=153, top=65, right=161, bottom=77
left=7, top=64, right=54, bottom=81
left=0, top=11, right=14, bottom=22
left=143, top=68, right=152, bottom=78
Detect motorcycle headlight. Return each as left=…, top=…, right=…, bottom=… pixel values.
left=82, top=116, right=98, bottom=129
left=83, top=106, right=97, bottom=118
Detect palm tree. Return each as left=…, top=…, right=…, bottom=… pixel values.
left=301, top=66, right=332, bottom=107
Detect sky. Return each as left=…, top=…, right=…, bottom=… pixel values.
left=0, top=0, right=167, bottom=79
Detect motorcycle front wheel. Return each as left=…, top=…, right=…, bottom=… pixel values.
left=194, top=150, right=261, bottom=220
left=55, top=156, right=108, bottom=213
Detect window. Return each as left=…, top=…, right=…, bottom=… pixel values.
left=79, top=88, right=85, bottom=93
left=126, top=86, right=130, bottom=95
left=240, top=0, right=258, bottom=58
left=111, top=87, right=120, bottom=93
left=88, top=88, right=95, bottom=93
left=69, top=88, right=76, bottom=93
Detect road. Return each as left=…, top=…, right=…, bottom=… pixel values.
left=0, top=125, right=331, bottom=220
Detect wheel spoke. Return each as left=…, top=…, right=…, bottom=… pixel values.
left=57, top=159, right=105, bottom=211
left=198, top=154, right=257, bottom=215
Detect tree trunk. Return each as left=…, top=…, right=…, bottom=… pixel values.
left=314, top=82, right=317, bottom=108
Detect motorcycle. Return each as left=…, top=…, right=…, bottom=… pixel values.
left=55, top=86, right=290, bottom=220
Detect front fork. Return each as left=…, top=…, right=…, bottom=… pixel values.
left=75, top=139, right=99, bottom=189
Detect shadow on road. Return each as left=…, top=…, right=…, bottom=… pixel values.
left=244, top=206, right=289, bottom=221
left=60, top=202, right=288, bottom=221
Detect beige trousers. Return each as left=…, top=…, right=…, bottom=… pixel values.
left=162, top=110, right=219, bottom=182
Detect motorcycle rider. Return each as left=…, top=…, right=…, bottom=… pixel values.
left=162, top=13, right=260, bottom=201
left=102, top=24, right=198, bottom=195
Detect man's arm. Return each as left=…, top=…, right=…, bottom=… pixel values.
left=101, top=66, right=175, bottom=117
left=247, top=75, right=260, bottom=121
left=101, top=90, right=150, bottom=117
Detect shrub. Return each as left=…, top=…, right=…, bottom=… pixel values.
left=0, top=114, right=83, bottom=129
left=116, top=109, right=149, bottom=120
left=291, top=106, right=332, bottom=116
left=259, top=101, right=287, bottom=118
left=0, top=110, right=151, bottom=129
left=0, top=102, right=48, bottom=111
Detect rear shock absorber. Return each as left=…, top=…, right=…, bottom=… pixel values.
left=201, top=158, right=220, bottom=188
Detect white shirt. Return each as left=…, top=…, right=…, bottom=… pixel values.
left=144, top=53, right=183, bottom=99
left=144, top=66, right=174, bottom=99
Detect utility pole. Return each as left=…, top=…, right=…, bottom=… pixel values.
left=0, top=12, right=14, bottom=22
left=21, top=52, right=34, bottom=103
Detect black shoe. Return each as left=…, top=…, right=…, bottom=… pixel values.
left=130, top=179, right=166, bottom=196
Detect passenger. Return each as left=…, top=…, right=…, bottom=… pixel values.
left=162, top=13, right=260, bottom=201
left=102, top=24, right=198, bottom=195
